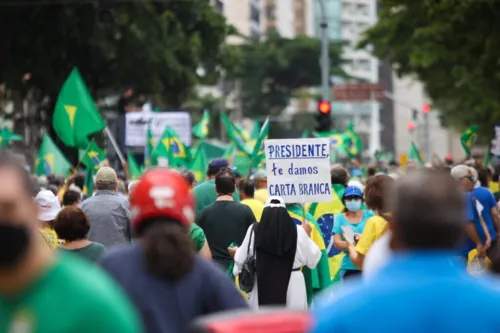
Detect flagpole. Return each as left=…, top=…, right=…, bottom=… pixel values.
left=104, top=126, right=126, bottom=164
left=71, top=139, right=94, bottom=174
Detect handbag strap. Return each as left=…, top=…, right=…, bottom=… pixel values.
left=246, top=222, right=257, bottom=256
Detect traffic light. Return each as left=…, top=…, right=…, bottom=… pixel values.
left=315, top=100, right=332, bottom=132
left=318, top=100, right=331, bottom=114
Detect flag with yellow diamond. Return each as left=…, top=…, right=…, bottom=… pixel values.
left=53, top=68, right=105, bottom=148
left=35, top=134, right=71, bottom=176
left=79, top=141, right=106, bottom=173
left=152, top=126, right=189, bottom=168
left=190, top=145, right=207, bottom=182
left=192, top=109, right=210, bottom=139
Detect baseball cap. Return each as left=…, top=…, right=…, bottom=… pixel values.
left=95, top=167, right=117, bottom=183
left=253, top=169, right=267, bottom=181
left=347, top=180, right=364, bottom=193
left=343, top=186, right=363, bottom=198
left=35, top=190, right=62, bottom=221
left=208, top=158, right=229, bottom=170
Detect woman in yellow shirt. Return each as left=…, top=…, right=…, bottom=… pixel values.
left=35, top=190, right=63, bottom=249
left=346, top=174, right=394, bottom=269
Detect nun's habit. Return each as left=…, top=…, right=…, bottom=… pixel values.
left=233, top=197, right=321, bottom=310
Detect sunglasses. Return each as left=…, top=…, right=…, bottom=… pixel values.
left=344, top=196, right=362, bottom=201
left=462, top=175, right=475, bottom=182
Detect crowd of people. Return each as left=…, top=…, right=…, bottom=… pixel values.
left=3, top=150, right=500, bottom=332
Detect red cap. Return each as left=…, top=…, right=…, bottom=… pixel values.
left=445, top=153, right=453, bottom=160
left=129, top=168, right=194, bottom=232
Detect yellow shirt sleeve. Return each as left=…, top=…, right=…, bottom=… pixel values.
left=355, top=216, right=388, bottom=255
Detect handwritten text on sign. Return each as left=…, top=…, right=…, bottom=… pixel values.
left=265, top=138, right=332, bottom=203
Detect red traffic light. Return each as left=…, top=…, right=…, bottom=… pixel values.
left=318, top=100, right=331, bottom=114
left=422, top=104, right=431, bottom=114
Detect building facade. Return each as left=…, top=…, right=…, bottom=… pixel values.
left=219, top=0, right=263, bottom=43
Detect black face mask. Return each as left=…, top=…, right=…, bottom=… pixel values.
left=0, top=223, right=30, bottom=268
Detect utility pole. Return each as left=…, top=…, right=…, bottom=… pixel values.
left=318, top=0, right=330, bottom=103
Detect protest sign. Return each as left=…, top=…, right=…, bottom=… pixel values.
left=125, top=111, right=191, bottom=147
left=265, top=138, right=332, bottom=203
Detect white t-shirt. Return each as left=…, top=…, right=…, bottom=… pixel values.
left=363, top=232, right=391, bottom=281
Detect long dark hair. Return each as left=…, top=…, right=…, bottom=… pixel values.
left=139, top=218, right=195, bottom=281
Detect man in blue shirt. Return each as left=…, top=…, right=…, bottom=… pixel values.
left=472, top=174, right=500, bottom=259
left=312, top=169, right=500, bottom=333
left=451, top=165, right=488, bottom=258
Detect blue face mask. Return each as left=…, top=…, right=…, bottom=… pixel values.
left=346, top=200, right=362, bottom=212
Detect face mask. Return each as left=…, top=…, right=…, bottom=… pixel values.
left=346, top=200, right=362, bottom=212
left=0, top=223, right=30, bottom=268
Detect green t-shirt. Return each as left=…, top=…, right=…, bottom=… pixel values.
left=192, top=179, right=240, bottom=216
left=0, top=253, right=142, bottom=333
left=189, top=223, right=206, bottom=251
left=58, top=242, right=106, bottom=263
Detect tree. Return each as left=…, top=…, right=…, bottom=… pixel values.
left=0, top=0, right=232, bottom=108
left=226, top=31, right=346, bottom=116
left=358, top=0, right=500, bottom=135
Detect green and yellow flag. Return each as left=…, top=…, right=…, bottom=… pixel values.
left=409, top=142, right=425, bottom=166
left=0, top=127, right=22, bottom=150
left=83, top=168, right=94, bottom=198
left=287, top=205, right=331, bottom=304
left=344, top=122, right=363, bottom=158
left=145, top=123, right=156, bottom=167
left=192, top=109, right=210, bottom=139
left=35, top=134, right=71, bottom=176
left=152, top=126, right=189, bottom=168
left=220, top=114, right=252, bottom=156
left=127, top=151, right=142, bottom=180
left=79, top=141, right=106, bottom=173
left=190, top=145, right=208, bottom=182
left=460, top=125, right=479, bottom=157
left=250, top=117, right=269, bottom=170
left=53, top=68, right=105, bottom=148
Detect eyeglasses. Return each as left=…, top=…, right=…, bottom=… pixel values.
left=344, top=196, right=362, bottom=201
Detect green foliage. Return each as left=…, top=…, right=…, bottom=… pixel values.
left=227, top=31, right=346, bottom=116
left=0, top=0, right=231, bottom=108
left=359, top=0, right=500, bottom=135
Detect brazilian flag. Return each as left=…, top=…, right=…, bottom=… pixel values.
left=287, top=204, right=331, bottom=304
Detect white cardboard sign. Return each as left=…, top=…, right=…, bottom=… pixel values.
left=125, top=111, right=191, bottom=147
left=264, top=138, right=332, bottom=203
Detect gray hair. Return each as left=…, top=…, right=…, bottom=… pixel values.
left=96, top=181, right=116, bottom=191
left=450, top=165, right=470, bottom=180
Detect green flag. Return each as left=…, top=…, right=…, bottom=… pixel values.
left=0, top=127, right=22, bottom=150
left=152, top=126, right=189, bottom=168
left=192, top=110, right=210, bottom=139
left=127, top=151, right=142, bottom=180
left=220, top=114, right=252, bottom=156
left=250, top=117, right=269, bottom=170
left=35, top=134, right=72, bottom=176
left=79, top=141, right=106, bottom=173
left=190, top=145, right=208, bottom=183
left=344, top=122, right=363, bottom=158
left=83, top=168, right=94, bottom=198
left=409, top=142, right=424, bottom=167
left=144, top=123, right=156, bottom=167
left=460, top=125, right=479, bottom=156
left=250, top=120, right=261, bottom=140
left=53, top=68, right=105, bottom=148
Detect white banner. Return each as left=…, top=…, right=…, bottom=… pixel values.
left=125, top=111, right=192, bottom=147
left=265, top=138, right=332, bottom=203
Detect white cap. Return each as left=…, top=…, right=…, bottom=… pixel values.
left=35, top=190, right=62, bottom=221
